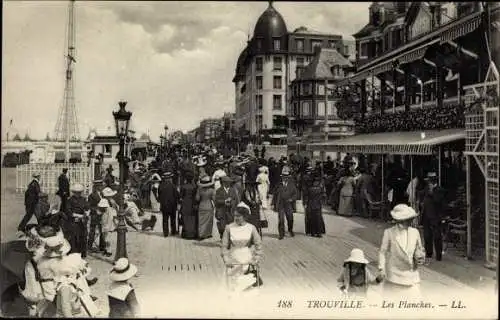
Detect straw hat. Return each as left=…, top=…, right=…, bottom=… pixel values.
left=390, top=204, right=418, bottom=222
left=198, top=175, right=213, bottom=188
left=162, top=172, right=173, bottom=179
left=281, top=166, right=291, bottom=177
left=98, top=199, right=110, bottom=208
left=196, top=156, right=207, bottom=167
left=70, top=183, right=84, bottom=193
left=102, top=187, right=117, bottom=197
left=43, top=231, right=71, bottom=258
left=110, top=258, right=138, bottom=282
left=151, top=173, right=162, bottom=182
left=235, top=202, right=251, bottom=218
left=344, top=248, right=369, bottom=265
left=424, top=172, right=437, bottom=180
left=32, top=173, right=41, bottom=178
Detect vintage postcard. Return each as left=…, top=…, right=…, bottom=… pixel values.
left=1, top=1, right=498, bottom=318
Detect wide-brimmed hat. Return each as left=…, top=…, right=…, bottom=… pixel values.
left=98, top=199, right=110, bottom=208
left=344, top=248, right=369, bottom=265
left=102, top=187, right=117, bottom=197
left=198, top=175, right=214, bottom=187
left=281, top=166, right=291, bottom=176
left=70, top=183, right=84, bottom=193
left=196, top=156, right=207, bottom=167
left=32, top=173, right=41, bottom=178
left=43, top=231, right=71, bottom=258
left=110, top=258, right=138, bottom=282
left=151, top=173, right=162, bottom=182
left=53, top=253, right=86, bottom=279
left=93, top=179, right=104, bottom=185
left=424, top=172, right=437, bottom=180
left=390, top=204, right=418, bottom=221
left=220, top=176, right=233, bottom=183
left=235, top=202, right=251, bottom=218
left=162, top=172, right=173, bottom=179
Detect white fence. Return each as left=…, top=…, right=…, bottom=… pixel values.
left=16, top=163, right=95, bottom=195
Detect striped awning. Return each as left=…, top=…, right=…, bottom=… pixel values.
left=440, top=14, right=482, bottom=44
left=306, top=128, right=465, bottom=155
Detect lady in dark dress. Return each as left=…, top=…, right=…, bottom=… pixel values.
left=180, top=171, right=198, bottom=239
left=241, top=181, right=262, bottom=237
left=304, top=174, right=326, bottom=237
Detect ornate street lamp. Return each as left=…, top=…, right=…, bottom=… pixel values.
left=112, top=101, right=132, bottom=261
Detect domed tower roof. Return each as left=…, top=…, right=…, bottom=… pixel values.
left=233, top=46, right=248, bottom=83
left=253, top=1, right=288, bottom=40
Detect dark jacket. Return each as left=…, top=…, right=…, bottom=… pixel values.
left=214, top=186, right=239, bottom=221
left=273, top=181, right=298, bottom=213
left=24, top=179, right=40, bottom=210
left=305, top=183, right=325, bottom=211
left=57, top=174, right=70, bottom=197
left=158, top=181, right=180, bottom=212
left=419, top=184, right=447, bottom=225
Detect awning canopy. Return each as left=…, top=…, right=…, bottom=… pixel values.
left=306, top=128, right=465, bottom=155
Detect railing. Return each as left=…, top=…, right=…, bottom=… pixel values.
left=16, top=162, right=94, bottom=195
left=355, top=102, right=465, bottom=134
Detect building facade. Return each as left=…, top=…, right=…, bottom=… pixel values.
left=232, top=1, right=353, bottom=135
left=289, top=47, right=356, bottom=141
left=197, top=118, right=223, bottom=143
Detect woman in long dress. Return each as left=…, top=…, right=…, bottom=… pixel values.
left=242, top=181, right=262, bottom=237
left=196, top=175, right=215, bottom=240
left=304, top=175, right=326, bottom=237
left=180, top=171, right=198, bottom=239
left=379, top=204, right=425, bottom=298
left=337, top=171, right=356, bottom=216
left=256, top=167, right=270, bottom=209
left=221, top=202, right=263, bottom=291
left=149, top=173, right=161, bottom=213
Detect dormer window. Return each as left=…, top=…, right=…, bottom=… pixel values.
left=273, top=38, right=281, bottom=51
left=256, top=39, right=262, bottom=50
left=296, top=39, right=304, bottom=52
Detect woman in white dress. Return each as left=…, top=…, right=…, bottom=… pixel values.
left=149, top=173, right=161, bottom=213
left=256, top=167, right=270, bottom=209
left=378, top=204, right=425, bottom=299
left=221, top=202, right=263, bottom=291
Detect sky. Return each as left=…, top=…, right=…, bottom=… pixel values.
left=2, top=1, right=370, bottom=141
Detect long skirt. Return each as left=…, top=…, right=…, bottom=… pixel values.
left=337, top=196, right=354, bottom=216
left=181, top=206, right=197, bottom=239
left=306, top=209, right=325, bottom=235
left=198, top=206, right=214, bottom=240
left=257, top=184, right=269, bottom=209
left=150, top=191, right=160, bottom=213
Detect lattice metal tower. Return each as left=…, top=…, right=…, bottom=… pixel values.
left=54, top=0, right=80, bottom=162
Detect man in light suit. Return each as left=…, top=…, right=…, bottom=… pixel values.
left=214, top=176, right=239, bottom=239
left=273, top=166, right=298, bottom=240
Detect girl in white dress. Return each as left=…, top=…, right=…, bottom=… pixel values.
left=256, top=167, right=270, bottom=209
left=149, top=173, right=161, bottom=213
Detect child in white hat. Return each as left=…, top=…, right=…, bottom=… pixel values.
left=107, top=258, right=140, bottom=318
left=337, top=248, right=383, bottom=298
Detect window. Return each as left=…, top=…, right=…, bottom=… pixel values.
left=360, top=42, right=369, bottom=58
left=273, top=76, right=282, bottom=89
left=296, top=57, right=305, bottom=67
left=296, top=67, right=304, bottom=78
left=256, top=95, right=263, bottom=110
left=296, top=39, right=304, bottom=52
left=104, top=144, right=112, bottom=154
left=302, top=101, right=311, bottom=116
left=344, top=45, right=349, bottom=55
left=312, top=40, right=322, bottom=51
left=327, top=101, right=336, bottom=116
left=273, top=38, right=281, bottom=51
left=317, top=101, right=326, bottom=117
left=273, top=95, right=282, bottom=110
left=317, top=83, right=325, bottom=95
left=256, top=57, right=263, bottom=71
left=273, top=57, right=282, bottom=71
left=328, top=40, right=336, bottom=48
left=256, top=39, right=262, bottom=50
left=256, top=76, right=263, bottom=89
left=293, top=102, right=299, bottom=116
left=302, top=82, right=312, bottom=95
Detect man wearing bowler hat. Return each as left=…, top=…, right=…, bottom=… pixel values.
left=419, top=171, right=446, bottom=263
left=66, top=183, right=91, bottom=258
left=215, top=175, right=239, bottom=239
left=158, top=172, right=180, bottom=237
left=57, top=168, right=70, bottom=213
left=273, top=166, right=298, bottom=239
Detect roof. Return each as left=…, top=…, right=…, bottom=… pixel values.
left=297, top=48, right=353, bottom=80
left=353, top=23, right=377, bottom=38
left=292, top=26, right=341, bottom=37
left=306, top=128, right=465, bottom=155
left=253, top=2, right=287, bottom=40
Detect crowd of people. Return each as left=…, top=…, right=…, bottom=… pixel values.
left=6, top=140, right=470, bottom=315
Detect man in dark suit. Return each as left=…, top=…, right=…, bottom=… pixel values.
left=57, top=168, right=70, bottom=213
left=157, top=172, right=180, bottom=237
left=87, top=179, right=104, bottom=252
left=18, top=173, right=41, bottom=236
left=214, top=176, right=239, bottom=239
left=66, top=183, right=91, bottom=258
left=419, top=172, right=446, bottom=263
left=273, top=166, right=298, bottom=239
